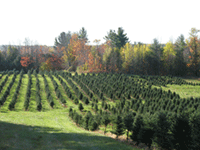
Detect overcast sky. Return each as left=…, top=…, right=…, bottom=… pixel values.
left=0, top=0, right=199, bottom=46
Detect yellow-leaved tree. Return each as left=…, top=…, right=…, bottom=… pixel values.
left=120, top=42, right=134, bottom=73
left=162, top=41, right=176, bottom=75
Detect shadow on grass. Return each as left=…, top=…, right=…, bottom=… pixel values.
left=0, top=121, right=139, bottom=150
left=0, top=110, right=8, bottom=113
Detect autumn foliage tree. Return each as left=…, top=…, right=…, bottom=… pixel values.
left=39, top=54, right=62, bottom=71
left=49, top=54, right=62, bottom=70
left=162, top=41, right=176, bottom=75
left=186, top=28, right=200, bottom=76
left=85, top=39, right=105, bottom=73
left=62, top=33, right=91, bottom=71
left=20, top=56, right=34, bottom=69
left=86, top=51, right=103, bottom=73
left=39, top=58, right=53, bottom=71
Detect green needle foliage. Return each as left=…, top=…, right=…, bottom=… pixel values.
left=170, top=112, right=193, bottom=150
left=123, top=112, right=135, bottom=141
left=101, top=113, right=111, bottom=134
left=152, top=110, right=174, bottom=150
left=130, top=113, right=144, bottom=145
left=111, top=115, right=125, bottom=139
left=78, top=103, right=84, bottom=111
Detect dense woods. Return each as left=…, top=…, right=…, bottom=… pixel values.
left=0, top=27, right=200, bottom=77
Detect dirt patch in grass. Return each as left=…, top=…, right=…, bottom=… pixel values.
left=92, top=130, right=157, bottom=150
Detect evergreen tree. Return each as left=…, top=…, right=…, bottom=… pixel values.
left=104, top=27, right=129, bottom=49
left=54, top=31, right=71, bottom=49
left=6, top=46, right=20, bottom=70
left=116, top=27, right=129, bottom=49
left=83, top=111, right=92, bottom=130
left=152, top=110, right=174, bottom=149
left=111, top=115, right=125, bottom=139
left=101, top=113, right=111, bottom=134
left=123, top=112, right=134, bottom=141
left=78, top=27, right=88, bottom=43
left=148, top=38, right=163, bottom=75
left=174, top=34, right=187, bottom=76
left=88, top=116, right=98, bottom=131
left=130, top=113, right=144, bottom=144
left=189, top=112, right=200, bottom=149
left=78, top=103, right=84, bottom=111
left=170, top=112, right=193, bottom=150
left=0, top=51, right=6, bottom=71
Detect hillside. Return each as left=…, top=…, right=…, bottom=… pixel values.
left=0, top=70, right=200, bottom=150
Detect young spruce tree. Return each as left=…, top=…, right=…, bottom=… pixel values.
left=111, top=115, right=125, bottom=139
left=123, top=112, right=134, bottom=141
left=101, top=113, right=111, bottom=134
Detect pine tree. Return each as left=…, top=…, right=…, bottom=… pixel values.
left=104, top=27, right=129, bottom=49
left=123, top=112, right=134, bottom=141
left=101, top=113, right=111, bottom=134
left=147, top=38, right=163, bottom=75
left=111, top=115, right=125, bottom=139
left=152, top=110, right=174, bottom=149
left=170, top=112, right=193, bottom=150
left=78, top=27, right=88, bottom=43
left=82, top=111, right=91, bottom=130
left=174, top=34, right=187, bottom=76
left=54, top=31, right=71, bottom=49
left=130, top=113, right=144, bottom=145
left=78, top=103, right=84, bottom=111
left=189, top=112, right=200, bottom=149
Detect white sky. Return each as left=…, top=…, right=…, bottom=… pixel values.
left=0, top=0, right=199, bottom=46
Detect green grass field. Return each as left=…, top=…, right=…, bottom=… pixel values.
left=0, top=109, right=137, bottom=150
left=153, top=78, right=200, bottom=98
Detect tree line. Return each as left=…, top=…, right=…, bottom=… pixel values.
left=0, top=27, right=200, bottom=76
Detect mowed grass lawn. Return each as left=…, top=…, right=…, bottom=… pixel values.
left=0, top=109, right=137, bottom=150
left=153, top=78, right=200, bottom=98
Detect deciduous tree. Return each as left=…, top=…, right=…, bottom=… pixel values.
left=162, top=41, right=176, bottom=75
left=63, top=33, right=90, bottom=71
left=186, top=28, right=200, bottom=76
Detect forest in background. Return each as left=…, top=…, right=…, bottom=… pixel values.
left=0, top=27, right=200, bottom=77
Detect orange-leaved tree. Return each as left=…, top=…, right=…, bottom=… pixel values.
left=62, top=33, right=91, bottom=71
left=186, top=28, right=200, bottom=76
left=50, top=54, right=63, bottom=70
left=20, top=56, right=34, bottom=68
